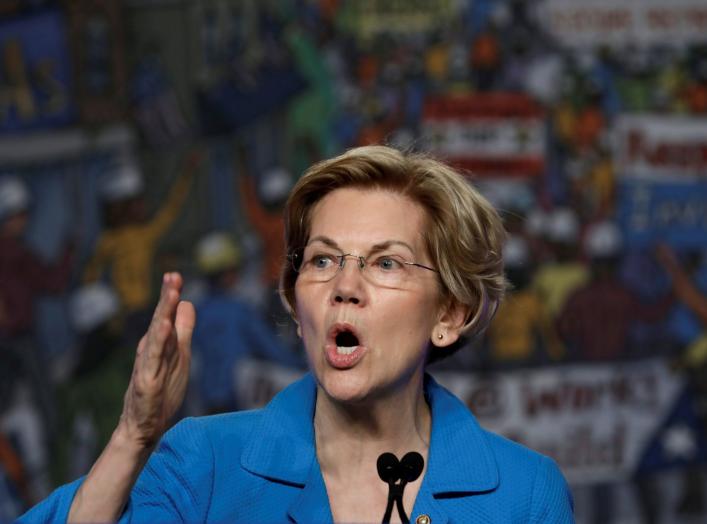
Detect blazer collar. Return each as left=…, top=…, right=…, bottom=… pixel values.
left=240, top=373, right=499, bottom=494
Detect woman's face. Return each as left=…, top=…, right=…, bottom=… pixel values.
left=294, top=187, right=459, bottom=404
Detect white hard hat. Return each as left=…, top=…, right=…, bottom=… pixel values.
left=260, top=167, right=292, bottom=204
left=196, top=232, right=241, bottom=274
left=504, top=235, right=530, bottom=269
left=70, top=282, right=120, bottom=333
left=0, top=175, right=30, bottom=220
left=547, top=207, right=579, bottom=243
left=584, top=221, right=622, bottom=258
left=100, top=157, right=144, bottom=201
left=525, top=207, right=548, bottom=236
left=525, top=55, right=564, bottom=104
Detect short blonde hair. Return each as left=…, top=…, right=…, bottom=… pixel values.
left=280, top=145, right=507, bottom=363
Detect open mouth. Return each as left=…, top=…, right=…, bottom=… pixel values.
left=335, top=330, right=360, bottom=354
left=325, top=323, right=367, bottom=368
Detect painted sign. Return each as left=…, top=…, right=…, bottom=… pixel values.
left=617, top=180, right=707, bottom=248
left=537, top=0, right=707, bottom=48
left=0, top=10, right=74, bottom=133
left=614, top=115, right=707, bottom=181
left=421, top=93, right=546, bottom=177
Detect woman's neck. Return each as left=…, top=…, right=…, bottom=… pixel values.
left=314, top=376, right=432, bottom=480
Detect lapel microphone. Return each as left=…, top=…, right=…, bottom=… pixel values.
left=376, top=451, right=424, bottom=524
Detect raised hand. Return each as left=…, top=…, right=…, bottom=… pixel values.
left=68, top=272, right=195, bottom=523
left=119, top=272, right=195, bottom=449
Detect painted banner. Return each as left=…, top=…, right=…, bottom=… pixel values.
left=421, top=93, right=546, bottom=177
left=433, top=361, right=706, bottom=485
left=234, top=357, right=707, bottom=484
left=614, top=115, right=707, bottom=182
left=0, top=10, right=74, bottom=133
left=536, top=0, right=707, bottom=48
left=616, top=180, right=707, bottom=248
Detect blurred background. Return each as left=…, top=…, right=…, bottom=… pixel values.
left=1, top=0, right=707, bottom=522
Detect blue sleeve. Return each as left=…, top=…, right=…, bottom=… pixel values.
left=119, top=418, right=215, bottom=523
left=529, top=456, right=575, bottom=524
left=15, top=418, right=214, bottom=524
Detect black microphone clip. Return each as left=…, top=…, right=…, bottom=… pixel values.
left=377, top=451, right=424, bottom=524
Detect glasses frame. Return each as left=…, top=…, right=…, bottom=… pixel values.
left=288, top=249, right=439, bottom=284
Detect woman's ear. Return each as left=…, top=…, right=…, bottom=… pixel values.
left=282, top=294, right=301, bottom=337
left=430, top=299, right=471, bottom=348
left=290, top=312, right=301, bottom=338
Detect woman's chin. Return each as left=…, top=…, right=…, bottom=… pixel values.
left=317, top=370, right=374, bottom=405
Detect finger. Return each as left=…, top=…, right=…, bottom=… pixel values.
left=139, top=273, right=184, bottom=378
left=143, top=295, right=178, bottom=377
left=175, top=301, right=195, bottom=368
left=146, top=274, right=182, bottom=349
left=145, top=317, right=174, bottom=379
left=160, top=302, right=191, bottom=366
left=151, top=273, right=182, bottom=327
left=175, top=301, right=196, bottom=352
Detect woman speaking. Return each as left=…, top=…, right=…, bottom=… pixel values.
left=21, top=146, right=574, bottom=523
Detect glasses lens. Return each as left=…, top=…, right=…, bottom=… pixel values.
left=290, top=249, right=303, bottom=272
left=298, top=248, right=340, bottom=281
left=366, top=254, right=409, bottom=287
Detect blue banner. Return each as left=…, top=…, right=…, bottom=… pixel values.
left=617, top=180, right=707, bottom=248
left=0, top=10, right=75, bottom=133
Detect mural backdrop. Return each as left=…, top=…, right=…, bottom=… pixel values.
left=1, top=1, right=707, bottom=522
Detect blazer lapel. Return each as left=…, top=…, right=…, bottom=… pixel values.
left=240, top=373, right=318, bottom=485
left=240, top=373, right=333, bottom=523
left=423, top=374, right=500, bottom=495
left=287, top=459, right=334, bottom=524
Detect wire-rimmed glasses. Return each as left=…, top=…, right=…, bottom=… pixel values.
left=289, top=247, right=438, bottom=288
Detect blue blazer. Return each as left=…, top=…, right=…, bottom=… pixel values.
left=20, top=373, right=574, bottom=523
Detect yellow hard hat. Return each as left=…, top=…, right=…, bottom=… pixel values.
left=195, top=232, right=241, bottom=274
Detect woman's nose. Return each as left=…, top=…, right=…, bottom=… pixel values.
left=331, top=257, right=366, bottom=305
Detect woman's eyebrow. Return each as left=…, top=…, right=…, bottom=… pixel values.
left=307, top=236, right=342, bottom=250
left=307, top=237, right=416, bottom=256
left=369, top=240, right=416, bottom=256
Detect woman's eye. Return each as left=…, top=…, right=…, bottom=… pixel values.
left=312, top=255, right=334, bottom=268
left=376, top=256, right=403, bottom=271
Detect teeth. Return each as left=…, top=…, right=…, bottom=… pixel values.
left=336, top=346, right=357, bottom=355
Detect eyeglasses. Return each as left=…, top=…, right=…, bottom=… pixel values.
left=289, top=247, right=438, bottom=288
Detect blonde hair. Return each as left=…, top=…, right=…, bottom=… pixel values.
left=280, top=145, right=507, bottom=363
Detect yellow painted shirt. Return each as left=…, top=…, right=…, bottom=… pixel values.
left=84, top=172, right=192, bottom=311
left=488, top=290, right=563, bottom=362
left=531, top=262, right=590, bottom=319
